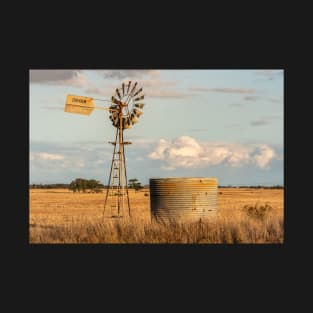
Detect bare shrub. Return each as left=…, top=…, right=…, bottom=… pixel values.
left=243, top=202, right=273, bottom=220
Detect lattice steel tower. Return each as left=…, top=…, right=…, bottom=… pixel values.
left=103, top=81, right=144, bottom=218
left=64, top=81, right=145, bottom=219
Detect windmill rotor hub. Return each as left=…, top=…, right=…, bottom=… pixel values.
left=109, top=81, right=145, bottom=130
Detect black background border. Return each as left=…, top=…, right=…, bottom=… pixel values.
left=6, top=12, right=300, bottom=309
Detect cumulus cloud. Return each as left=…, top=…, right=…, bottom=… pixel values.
left=30, top=151, right=85, bottom=169
left=29, top=140, right=120, bottom=175
left=190, top=87, right=256, bottom=94
left=253, top=144, right=277, bottom=168
left=148, top=136, right=277, bottom=170
left=30, top=70, right=89, bottom=87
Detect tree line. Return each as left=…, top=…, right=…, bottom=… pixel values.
left=30, top=183, right=70, bottom=189
left=30, top=178, right=145, bottom=193
left=30, top=180, right=282, bottom=191
left=219, top=185, right=284, bottom=189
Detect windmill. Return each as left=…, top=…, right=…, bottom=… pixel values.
left=64, top=81, right=145, bottom=219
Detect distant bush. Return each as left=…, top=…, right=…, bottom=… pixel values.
left=128, top=178, right=144, bottom=192
left=243, top=202, right=273, bottom=220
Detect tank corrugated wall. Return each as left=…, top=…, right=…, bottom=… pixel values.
left=150, top=178, right=218, bottom=223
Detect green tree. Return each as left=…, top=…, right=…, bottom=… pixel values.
left=69, top=181, right=77, bottom=192
left=128, top=178, right=144, bottom=192
left=69, top=178, right=104, bottom=193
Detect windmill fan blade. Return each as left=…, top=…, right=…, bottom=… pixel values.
left=109, top=115, right=118, bottom=123
left=127, top=81, right=131, bottom=94
left=112, top=111, right=118, bottom=118
left=130, top=114, right=138, bottom=124
left=133, top=108, right=143, bottom=117
left=134, top=95, right=144, bottom=101
left=122, top=117, right=132, bottom=129
left=133, top=88, right=142, bottom=97
left=109, top=105, right=118, bottom=112
left=116, top=88, right=122, bottom=99
left=112, top=117, right=119, bottom=126
left=135, top=103, right=144, bottom=109
left=130, top=82, right=138, bottom=95
left=122, top=83, right=125, bottom=96
left=111, top=96, right=121, bottom=105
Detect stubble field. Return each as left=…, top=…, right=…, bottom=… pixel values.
left=29, top=188, right=284, bottom=244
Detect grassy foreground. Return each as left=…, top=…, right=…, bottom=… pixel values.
left=29, top=188, right=284, bottom=244
left=30, top=214, right=283, bottom=244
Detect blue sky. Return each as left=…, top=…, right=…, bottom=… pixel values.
left=29, top=69, right=284, bottom=186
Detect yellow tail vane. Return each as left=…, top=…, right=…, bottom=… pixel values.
left=64, top=95, right=95, bottom=115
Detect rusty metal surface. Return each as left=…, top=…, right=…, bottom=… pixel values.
left=150, top=178, right=218, bottom=223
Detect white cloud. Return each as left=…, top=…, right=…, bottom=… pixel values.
left=36, top=152, right=65, bottom=160
left=30, top=151, right=85, bottom=170
left=253, top=144, right=276, bottom=169
left=149, top=139, right=170, bottom=160
left=148, top=136, right=277, bottom=170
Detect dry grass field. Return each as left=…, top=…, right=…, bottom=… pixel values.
left=29, top=188, right=284, bottom=244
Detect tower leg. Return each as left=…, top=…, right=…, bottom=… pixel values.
left=102, top=127, right=131, bottom=220
left=122, top=130, right=131, bottom=217
left=103, top=128, right=118, bottom=220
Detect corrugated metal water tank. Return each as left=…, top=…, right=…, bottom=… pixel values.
left=150, top=177, right=218, bottom=223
